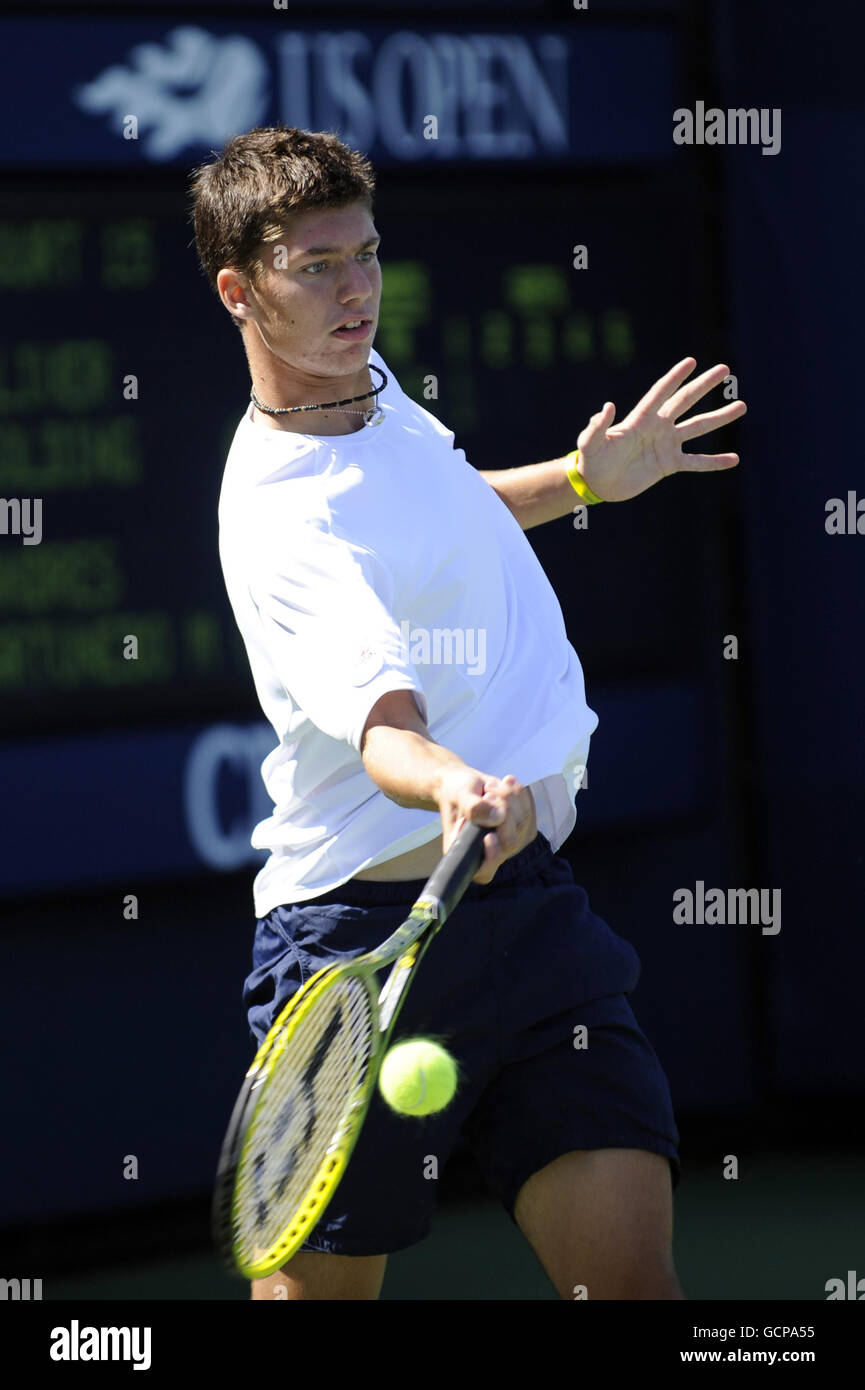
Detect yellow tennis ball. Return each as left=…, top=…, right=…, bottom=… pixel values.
left=379, top=1039, right=458, bottom=1117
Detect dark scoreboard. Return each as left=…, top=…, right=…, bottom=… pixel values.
left=0, top=164, right=710, bottom=743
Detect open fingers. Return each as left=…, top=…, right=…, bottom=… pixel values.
left=661, top=362, right=732, bottom=420
left=675, top=451, right=740, bottom=473
left=674, top=398, right=747, bottom=442
left=635, top=356, right=698, bottom=415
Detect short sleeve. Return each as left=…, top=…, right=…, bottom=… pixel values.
left=246, top=517, right=427, bottom=751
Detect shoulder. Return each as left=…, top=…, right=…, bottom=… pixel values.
left=369, top=346, right=461, bottom=452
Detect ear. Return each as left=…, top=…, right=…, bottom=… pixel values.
left=216, top=267, right=254, bottom=327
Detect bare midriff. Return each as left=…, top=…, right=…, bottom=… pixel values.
left=352, top=837, right=442, bottom=882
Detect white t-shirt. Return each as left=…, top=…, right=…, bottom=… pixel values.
left=218, top=347, right=597, bottom=914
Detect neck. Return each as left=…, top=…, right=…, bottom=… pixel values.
left=244, top=324, right=372, bottom=436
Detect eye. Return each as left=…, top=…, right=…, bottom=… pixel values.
left=301, top=250, right=378, bottom=276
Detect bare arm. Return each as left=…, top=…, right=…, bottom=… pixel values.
left=360, top=689, right=536, bottom=884
left=479, top=358, right=747, bottom=531
left=479, top=456, right=575, bottom=531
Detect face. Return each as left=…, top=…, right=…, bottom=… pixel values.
left=223, top=202, right=381, bottom=378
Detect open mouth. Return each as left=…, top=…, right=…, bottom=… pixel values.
left=331, top=319, right=373, bottom=340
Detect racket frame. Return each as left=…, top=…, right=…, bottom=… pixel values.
left=213, top=821, right=486, bottom=1279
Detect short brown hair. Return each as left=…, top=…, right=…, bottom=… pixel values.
left=190, top=126, right=376, bottom=325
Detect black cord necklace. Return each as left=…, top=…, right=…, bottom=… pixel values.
left=250, top=364, right=387, bottom=427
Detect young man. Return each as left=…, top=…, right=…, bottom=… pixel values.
left=192, top=126, right=746, bottom=1301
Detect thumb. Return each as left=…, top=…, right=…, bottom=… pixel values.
left=578, top=401, right=615, bottom=451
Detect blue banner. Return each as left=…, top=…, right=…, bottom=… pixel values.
left=0, top=681, right=704, bottom=899
left=0, top=19, right=675, bottom=169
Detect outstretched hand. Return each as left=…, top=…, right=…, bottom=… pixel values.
left=575, top=358, right=747, bottom=503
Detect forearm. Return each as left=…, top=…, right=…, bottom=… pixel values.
left=359, top=691, right=538, bottom=877
left=362, top=722, right=466, bottom=811
left=480, top=455, right=580, bottom=530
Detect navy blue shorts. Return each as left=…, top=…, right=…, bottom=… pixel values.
left=243, top=833, right=681, bottom=1257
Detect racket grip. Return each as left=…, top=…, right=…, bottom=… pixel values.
left=422, top=820, right=487, bottom=923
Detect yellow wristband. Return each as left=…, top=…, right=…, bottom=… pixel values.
left=565, top=449, right=604, bottom=505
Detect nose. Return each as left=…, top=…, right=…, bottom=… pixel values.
left=339, top=259, right=377, bottom=304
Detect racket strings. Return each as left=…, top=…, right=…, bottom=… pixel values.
left=232, top=974, right=375, bottom=1266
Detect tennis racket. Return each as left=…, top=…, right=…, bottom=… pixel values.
left=213, top=818, right=486, bottom=1279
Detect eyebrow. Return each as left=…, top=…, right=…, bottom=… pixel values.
left=293, top=235, right=381, bottom=260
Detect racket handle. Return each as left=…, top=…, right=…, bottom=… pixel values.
left=422, top=820, right=487, bottom=924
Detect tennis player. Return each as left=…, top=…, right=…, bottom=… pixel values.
left=192, top=126, right=746, bottom=1301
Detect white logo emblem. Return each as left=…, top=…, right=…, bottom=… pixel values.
left=74, top=26, right=269, bottom=160
left=351, top=643, right=383, bottom=687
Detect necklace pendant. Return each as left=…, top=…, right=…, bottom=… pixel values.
left=364, top=405, right=385, bottom=426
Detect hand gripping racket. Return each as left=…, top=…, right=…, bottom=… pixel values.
left=213, top=820, right=486, bottom=1279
